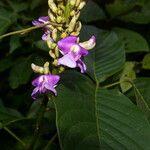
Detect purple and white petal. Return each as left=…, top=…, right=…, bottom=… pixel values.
left=58, top=36, right=77, bottom=55
left=38, top=16, right=49, bottom=23
left=79, top=36, right=96, bottom=50
left=45, top=84, right=57, bottom=96
left=42, top=30, right=51, bottom=40
left=32, top=20, right=42, bottom=26
left=32, top=76, right=41, bottom=86
left=31, top=87, right=39, bottom=100
left=77, top=59, right=87, bottom=73
left=46, top=75, right=60, bottom=87
left=58, top=53, right=77, bottom=68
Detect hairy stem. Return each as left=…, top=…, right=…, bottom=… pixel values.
left=0, top=22, right=62, bottom=40
left=43, top=133, right=57, bottom=150
left=4, top=126, right=26, bottom=148
left=28, top=96, right=49, bottom=150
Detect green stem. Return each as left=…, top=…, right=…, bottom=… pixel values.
left=4, top=126, right=26, bottom=148
left=43, top=133, right=57, bottom=150
left=103, top=81, right=121, bottom=88
left=0, top=22, right=62, bottom=40
left=28, top=96, right=49, bottom=150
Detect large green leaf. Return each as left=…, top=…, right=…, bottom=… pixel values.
left=54, top=71, right=150, bottom=150
left=0, top=99, right=22, bottom=125
left=105, top=0, right=144, bottom=17
left=0, top=56, right=14, bottom=72
left=80, top=26, right=125, bottom=82
left=142, top=53, right=150, bottom=69
left=119, top=1, right=150, bottom=24
left=0, top=8, right=12, bottom=34
left=134, top=78, right=150, bottom=110
left=113, top=28, right=149, bottom=53
left=9, top=57, right=33, bottom=89
left=80, top=0, right=106, bottom=23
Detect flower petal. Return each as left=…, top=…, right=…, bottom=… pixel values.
left=77, top=59, right=87, bottom=73
left=58, top=36, right=77, bottom=55
left=32, top=76, right=41, bottom=86
left=78, top=46, right=88, bottom=56
left=31, top=87, right=39, bottom=100
left=32, top=16, right=49, bottom=26
left=46, top=75, right=60, bottom=87
left=38, top=16, right=49, bottom=23
left=42, top=30, right=51, bottom=41
left=58, top=53, right=77, bottom=68
left=45, top=84, right=57, bottom=96
left=79, top=35, right=96, bottom=50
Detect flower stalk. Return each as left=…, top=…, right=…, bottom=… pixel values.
left=0, top=22, right=62, bottom=40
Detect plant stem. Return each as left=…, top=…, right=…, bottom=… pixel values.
left=4, top=126, right=26, bottom=148
left=43, top=133, right=57, bottom=150
left=0, top=22, right=62, bottom=40
left=103, top=81, right=121, bottom=88
left=28, top=96, right=48, bottom=150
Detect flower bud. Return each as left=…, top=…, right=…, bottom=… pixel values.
left=48, top=9, right=56, bottom=22
left=31, top=63, right=44, bottom=74
left=47, top=39, right=53, bottom=48
left=56, top=16, right=62, bottom=23
left=54, top=46, right=60, bottom=57
left=61, top=32, right=67, bottom=38
left=44, top=62, right=50, bottom=74
left=70, top=0, right=76, bottom=6
left=59, top=66, right=65, bottom=73
left=49, top=50, right=56, bottom=59
left=70, top=10, right=75, bottom=16
left=57, top=27, right=63, bottom=31
left=75, top=0, right=80, bottom=7
left=76, top=21, right=82, bottom=33
left=78, top=1, right=86, bottom=10
left=52, top=59, right=58, bottom=66
left=48, top=0, right=57, bottom=13
left=52, top=29, right=57, bottom=41
left=68, top=15, right=76, bottom=33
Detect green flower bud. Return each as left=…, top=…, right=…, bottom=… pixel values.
left=78, top=1, right=86, bottom=10
left=52, top=29, right=57, bottom=41
left=56, top=16, right=62, bottom=23
left=48, top=0, right=57, bottom=13
left=49, top=50, right=56, bottom=59
left=48, top=9, right=56, bottom=22
left=31, top=63, right=44, bottom=74
left=44, top=62, right=50, bottom=74
left=68, top=15, right=76, bottom=33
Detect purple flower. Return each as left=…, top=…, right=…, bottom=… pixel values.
left=32, top=16, right=51, bottom=41
left=57, top=35, right=96, bottom=73
left=31, top=74, right=60, bottom=99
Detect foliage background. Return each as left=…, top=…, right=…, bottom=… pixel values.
left=0, top=0, right=150, bottom=149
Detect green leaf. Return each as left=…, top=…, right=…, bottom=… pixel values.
left=34, top=40, right=49, bottom=52
left=54, top=71, right=150, bottom=150
left=142, top=53, right=150, bottom=69
left=0, top=56, right=14, bottom=72
left=114, top=27, right=149, bottom=53
left=133, top=78, right=150, bottom=117
left=120, top=62, right=136, bottom=92
left=80, top=0, right=106, bottom=23
left=106, top=0, right=144, bottom=18
left=0, top=99, right=22, bottom=124
left=6, top=0, right=28, bottom=13
left=0, top=8, right=12, bottom=34
left=97, top=88, right=150, bottom=149
left=9, top=57, right=33, bottom=89
left=30, top=0, right=43, bottom=10
left=80, top=25, right=125, bottom=82
left=9, top=36, right=21, bottom=53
